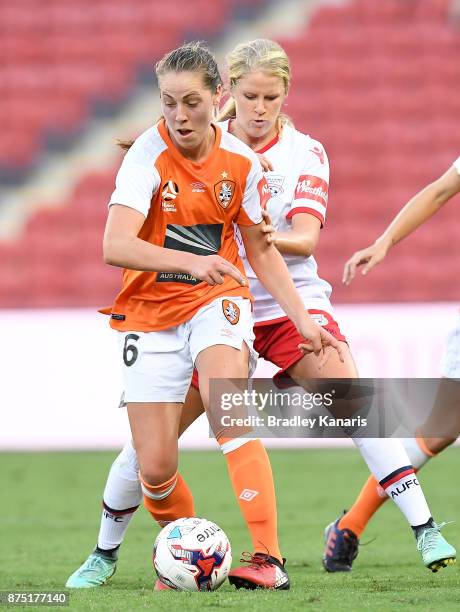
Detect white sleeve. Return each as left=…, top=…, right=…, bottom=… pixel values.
left=288, top=142, right=329, bottom=226
left=236, top=154, right=268, bottom=226
left=453, top=157, right=460, bottom=175
left=109, top=157, right=160, bottom=218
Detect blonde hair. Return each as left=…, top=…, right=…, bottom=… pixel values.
left=217, top=38, right=292, bottom=128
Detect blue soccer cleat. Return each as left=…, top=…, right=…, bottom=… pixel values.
left=323, top=514, right=359, bottom=572
left=416, top=522, right=456, bottom=572
left=65, top=552, right=117, bottom=588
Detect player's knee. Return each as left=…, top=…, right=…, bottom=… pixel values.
left=140, top=459, right=177, bottom=487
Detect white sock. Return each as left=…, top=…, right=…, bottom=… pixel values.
left=97, top=439, right=143, bottom=551
left=354, top=437, right=431, bottom=526
left=402, top=437, right=431, bottom=470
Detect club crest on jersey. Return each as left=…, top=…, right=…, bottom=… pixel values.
left=214, top=180, right=235, bottom=209
left=265, top=174, right=285, bottom=196
left=222, top=299, right=240, bottom=325
left=161, top=180, right=179, bottom=212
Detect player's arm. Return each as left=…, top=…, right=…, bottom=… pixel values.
left=103, top=204, right=245, bottom=286
left=343, top=165, right=460, bottom=285
left=264, top=213, right=321, bottom=256
left=263, top=142, right=328, bottom=256
left=239, top=222, right=343, bottom=361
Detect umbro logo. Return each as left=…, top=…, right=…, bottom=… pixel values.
left=191, top=181, right=206, bottom=193
left=239, top=489, right=259, bottom=501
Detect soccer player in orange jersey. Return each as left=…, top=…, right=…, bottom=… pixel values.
left=66, top=41, right=343, bottom=592
left=322, top=158, right=460, bottom=572
left=67, top=41, right=455, bottom=591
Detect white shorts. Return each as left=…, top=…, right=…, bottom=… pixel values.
left=117, top=296, right=257, bottom=403
left=441, top=316, right=460, bottom=379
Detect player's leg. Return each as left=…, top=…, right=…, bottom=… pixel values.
left=65, top=438, right=141, bottom=588
left=66, top=387, right=205, bottom=588
left=336, top=377, right=458, bottom=563
left=268, top=313, right=455, bottom=572
left=329, top=329, right=460, bottom=571
left=98, top=392, right=205, bottom=550
left=192, top=297, right=289, bottom=590
left=66, top=399, right=187, bottom=590
left=338, top=435, right=456, bottom=544
left=66, top=329, right=196, bottom=588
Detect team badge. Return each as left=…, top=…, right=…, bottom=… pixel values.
left=266, top=174, right=285, bottom=196
left=214, top=179, right=235, bottom=209
left=222, top=299, right=240, bottom=325
left=161, top=180, right=179, bottom=212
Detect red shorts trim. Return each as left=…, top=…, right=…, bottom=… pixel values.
left=191, top=369, right=199, bottom=390
left=191, top=310, right=346, bottom=389
left=254, top=309, right=347, bottom=386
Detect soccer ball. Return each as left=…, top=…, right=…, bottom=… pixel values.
left=153, top=517, right=232, bottom=591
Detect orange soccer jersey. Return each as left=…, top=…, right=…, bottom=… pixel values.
left=104, top=120, right=270, bottom=331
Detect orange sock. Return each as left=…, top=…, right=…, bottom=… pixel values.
left=140, top=472, right=194, bottom=527
left=221, top=438, right=282, bottom=562
left=338, top=475, right=388, bottom=537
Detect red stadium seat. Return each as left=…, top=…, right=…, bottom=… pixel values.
left=1, top=0, right=459, bottom=307
left=279, top=0, right=460, bottom=302
left=0, top=0, right=249, bottom=171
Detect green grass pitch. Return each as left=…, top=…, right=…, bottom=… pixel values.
left=1, top=448, right=459, bottom=611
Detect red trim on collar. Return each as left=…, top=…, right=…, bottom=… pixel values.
left=255, top=133, right=279, bottom=154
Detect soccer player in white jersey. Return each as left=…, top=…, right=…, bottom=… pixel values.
left=66, top=41, right=455, bottom=590
left=322, top=157, right=460, bottom=572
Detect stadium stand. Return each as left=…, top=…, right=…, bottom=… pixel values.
left=0, top=0, right=459, bottom=307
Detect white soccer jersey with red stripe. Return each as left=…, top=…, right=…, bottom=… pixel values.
left=222, top=121, right=333, bottom=324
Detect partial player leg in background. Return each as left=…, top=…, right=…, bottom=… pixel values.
left=284, top=340, right=456, bottom=573
left=328, top=376, right=459, bottom=572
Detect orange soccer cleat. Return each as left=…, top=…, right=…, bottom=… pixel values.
left=154, top=579, right=174, bottom=591
left=228, top=553, right=290, bottom=590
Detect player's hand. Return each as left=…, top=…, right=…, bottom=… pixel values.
left=257, top=153, right=273, bottom=172
left=342, top=239, right=391, bottom=285
left=296, top=317, right=345, bottom=368
left=187, top=254, right=247, bottom=287
left=260, top=209, right=277, bottom=245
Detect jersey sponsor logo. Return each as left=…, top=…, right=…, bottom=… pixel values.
left=191, top=181, right=206, bottom=193
left=295, top=175, right=328, bottom=206
left=265, top=173, right=285, bottom=195
left=161, top=180, right=179, bottom=212
left=214, top=179, right=236, bottom=208
left=257, top=176, right=271, bottom=209
left=222, top=299, right=240, bottom=325
left=157, top=223, right=222, bottom=285
left=309, top=146, right=325, bottom=165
